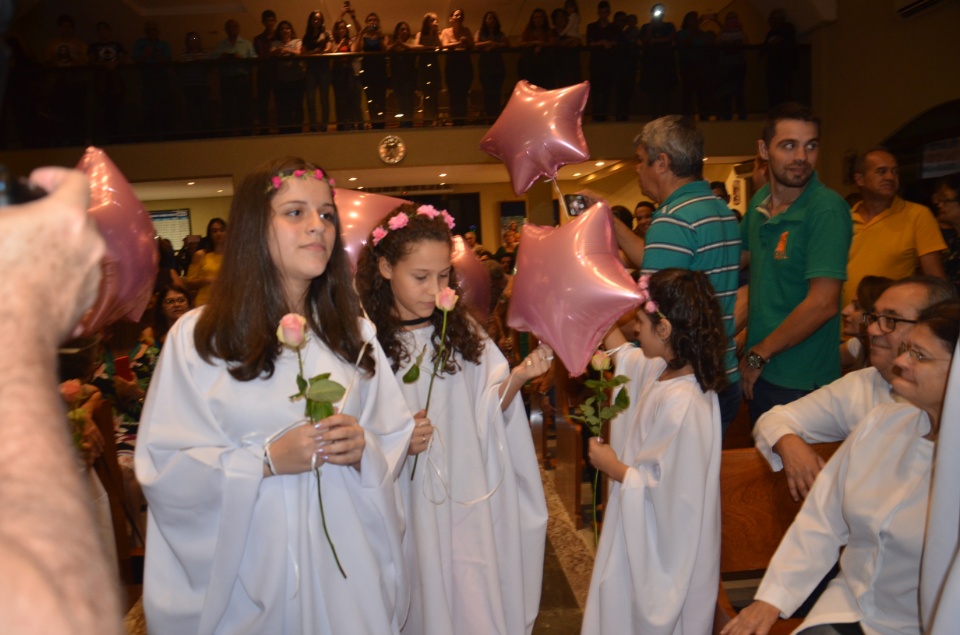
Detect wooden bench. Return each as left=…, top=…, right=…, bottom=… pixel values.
left=713, top=442, right=841, bottom=634
left=552, top=360, right=586, bottom=529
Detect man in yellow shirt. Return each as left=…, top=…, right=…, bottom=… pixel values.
left=844, top=148, right=946, bottom=307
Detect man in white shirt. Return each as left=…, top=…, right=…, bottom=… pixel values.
left=754, top=275, right=957, bottom=500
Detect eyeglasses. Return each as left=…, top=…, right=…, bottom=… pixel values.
left=897, top=341, right=951, bottom=364
left=163, top=296, right=188, bottom=306
left=861, top=312, right=917, bottom=333
left=935, top=197, right=959, bottom=205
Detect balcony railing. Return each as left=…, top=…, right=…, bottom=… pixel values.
left=0, top=44, right=810, bottom=149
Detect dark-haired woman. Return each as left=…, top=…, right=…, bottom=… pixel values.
left=331, top=19, right=362, bottom=130
left=137, top=158, right=414, bottom=633
left=186, top=217, right=226, bottom=306
left=270, top=20, right=306, bottom=133
left=302, top=10, right=333, bottom=132
left=440, top=8, right=474, bottom=126
left=583, top=268, right=727, bottom=635
left=474, top=11, right=508, bottom=120
left=356, top=205, right=549, bottom=634
left=353, top=12, right=387, bottom=129
left=151, top=282, right=192, bottom=348
left=415, top=13, right=442, bottom=125
left=518, top=8, right=556, bottom=89
left=388, top=22, right=417, bottom=128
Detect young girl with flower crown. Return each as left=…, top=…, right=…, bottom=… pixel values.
left=355, top=204, right=550, bottom=635
left=136, top=157, right=414, bottom=634
left=581, top=268, right=728, bottom=635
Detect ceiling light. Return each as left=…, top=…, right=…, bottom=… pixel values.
left=439, top=173, right=447, bottom=177
left=594, top=161, right=604, bottom=167
left=357, top=186, right=364, bottom=190
left=187, top=181, right=195, bottom=185
left=348, top=177, right=357, bottom=181
left=572, top=172, right=581, bottom=177
left=216, top=189, right=223, bottom=193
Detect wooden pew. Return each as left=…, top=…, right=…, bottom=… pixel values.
left=92, top=401, right=137, bottom=586
left=552, top=360, right=585, bottom=529
left=713, top=442, right=841, bottom=635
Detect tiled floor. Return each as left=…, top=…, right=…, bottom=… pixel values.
left=533, top=540, right=584, bottom=634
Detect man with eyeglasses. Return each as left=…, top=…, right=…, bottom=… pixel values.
left=754, top=275, right=957, bottom=500
left=844, top=147, right=946, bottom=309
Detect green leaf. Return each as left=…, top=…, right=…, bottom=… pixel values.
left=415, top=344, right=427, bottom=366
left=586, top=421, right=603, bottom=437
left=611, top=375, right=630, bottom=386
left=584, top=379, right=604, bottom=390
left=578, top=403, right=595, bottom=418
left=583, top=396, right=596, bottom=407
left=296, top=374, right=307, bottom=394
left=614, top=386, right=630, bottom=410
left=599, top=406, right=615, bottom=420
left=402, top=363, right=420, bottom=384
left=306, top=399, right=335, bottom=422
left=306, top=378, right=346, bottom=403
left=309, top=372, right=331, bottom=383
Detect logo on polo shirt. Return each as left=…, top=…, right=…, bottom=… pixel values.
left=774, top=231, right=789, bottom=260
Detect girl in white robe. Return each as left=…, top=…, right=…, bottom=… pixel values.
left=355, top=205, right=550, bottom=635
left=582, top=268, right=728, bottom=635
left=135, top=158, right=414, bottom=635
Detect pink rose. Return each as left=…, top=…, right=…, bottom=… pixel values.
left=435, top=287, right=459, bottom=312
left=590, top=350, right=611, bottom=372
left=277, top=313, right=307, bottom=348
left=644, top=300, right=659, bottom=314
left=315, top=169, right=324, bottom=180
left=271, top=176, right=283, bottom=189
left=293, top=169, right=305, bottom=178
left=372, top=226, right=388, bottom=246
left=638, top=275, right=650, bottom=291
left=417, top=205, right=440, bottom=219
left=328, top=178, right=336, bottom=187
left=388, top=213, right=409, bottom=231
left=59, top=379, right=83, bottom=405
left=440, top=210, right=456, bottom=230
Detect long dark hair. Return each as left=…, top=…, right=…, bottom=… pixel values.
left=478, top=11, right=503, bottom=41
left=645, top=268, right=728, bottom=393
left=195, top=157, right=373, bottom=380
left=356, top=204, right=484, bottom=373
left=198, top=217, right=226, bottom=252
left=304, top=10, right=325, bottom=42
left=418, top=12, right=440, bottom=46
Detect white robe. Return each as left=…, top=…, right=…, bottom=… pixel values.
left=755, top=402, right=933, bottom=635
left=395, top=326, right=547, bottom=635
left=135, top=310, right=414, bottom=635
left=754, top=367, right=894, bottom=471
left=582, top=346, right=721, bottom=635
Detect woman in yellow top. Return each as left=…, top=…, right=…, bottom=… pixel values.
left=186, top=217, right=226, bottom=305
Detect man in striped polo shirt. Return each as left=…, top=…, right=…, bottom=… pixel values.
left=615, top=115, right=743, bottom=433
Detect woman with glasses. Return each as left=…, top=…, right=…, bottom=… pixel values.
left=934, top=174, right=960, bottom=297
left=839, top=275, right=891, bottom=371
left=152, top=283, right=193, bottom=348
left=723, top=300, right=959, bottom=635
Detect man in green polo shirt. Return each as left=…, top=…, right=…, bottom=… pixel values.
left=740, top=103, right=852, bottom=423
left=613, top=115, right=742, bottom=433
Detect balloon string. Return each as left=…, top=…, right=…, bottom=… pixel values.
left=551, top=179, right=572, bottom=223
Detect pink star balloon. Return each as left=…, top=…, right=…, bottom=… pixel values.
left=335, top=188, right=409, bottom=268
left=76, top=146, right=158, bottom=336
left=452, top=235, right=491, bottom=318
left=479, top=80, right=591, bottom=197
left=507, top=200, right=641, bottom=376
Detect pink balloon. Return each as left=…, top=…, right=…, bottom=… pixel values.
left=479, top=80, right=591, bottom=197
left=76, top=147, right=159, bottom=336
left=452, top=235, right=491, bottom=318
left=507, top=201, right=640, bottom=376
left=335, top=188, right=408, bottom=268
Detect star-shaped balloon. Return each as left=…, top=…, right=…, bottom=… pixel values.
left=507, top=200, right=640, bottom=376
left=479, top=80, right=590, bottom=197
left=77, top=146, right=159, bottom=336
left=335, top=188, right=408, bottom=269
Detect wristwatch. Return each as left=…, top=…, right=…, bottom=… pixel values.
left=746, top=350, right=767, bottom=370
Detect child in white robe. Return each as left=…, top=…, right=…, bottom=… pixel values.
left=136, top=158, right=414, bottom=634
left=582, top=268, right=727, bottom=635
left=355, top=205, right=550, bottom=635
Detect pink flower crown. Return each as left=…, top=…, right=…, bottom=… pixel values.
left=372, top=205, right=456, bottom=246
left=637, top=275, right=665, bottom=318
left=266, top=168, right=337, bottom=194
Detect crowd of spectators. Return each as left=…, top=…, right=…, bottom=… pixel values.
left=3, top=3, right=806, bottom=145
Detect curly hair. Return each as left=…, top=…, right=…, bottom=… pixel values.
left=194, top=157, right=373, bottom=381
left=355, top=204, right=484, bottom=373
left=645, top=268, right=728, bottom=393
